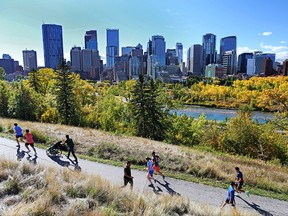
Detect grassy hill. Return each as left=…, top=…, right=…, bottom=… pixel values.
left=0, top=117, right=287, bottom=201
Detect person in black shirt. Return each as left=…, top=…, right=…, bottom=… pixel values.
left=64, top=135, right=78, bottom=164
left=121, top=161, right=133, bottom=190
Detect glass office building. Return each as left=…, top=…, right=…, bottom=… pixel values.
left=202, top=33, right=216, bottom=67
left=151, top=35, right=166, bottom=66
left=106, top=29, right=119, bottom=68
left=85, top=30, right=98, bottom=51
left=42, top=24, right=63, bottom=69
left=220, top=36, right=236, bottom=56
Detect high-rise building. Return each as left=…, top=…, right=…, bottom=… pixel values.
left=220, top=36, right=237, bottom=57
left=106, top=29, right=119, bottom=68
left=2, top=54, right=12, bottom=59
left=147, top=55, right=160, bottom=80
left=220, top=36, right=237, bottom=74
left=122, top=46, right=134, bottom=56
left=263, top=58, right=274, bottom=76
left=202, top=33, right=216, bottom=68
left=255, top=53, right=275, bottom=74
left=23, top=50, right=37, bottom=72
left=191, top=44, right=203, bottom=75
left=238, top=53, right=253, bottom=73
left=187, top=47, right=192, bottom=71
left=85, top=30, right=98, bottom=51
left=70, top=47, right=81, bottom=72
left=283, top=59, right=288, bottom=76
left=176, top=42, right=183, bottom=63
left=151, top=35, right=166, bottom=66
left=0, top=58, right=14, bottom=74
left=166, top=49, right=177, bottom=65
left=222, top=50, right=237, bottom=75
left=42, top=24, right=64, bottom=69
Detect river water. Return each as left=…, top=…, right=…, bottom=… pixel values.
left=173, top=106, right=274, bottom=123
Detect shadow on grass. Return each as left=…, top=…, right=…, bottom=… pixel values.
left=237, top=196, right=273, bottom=216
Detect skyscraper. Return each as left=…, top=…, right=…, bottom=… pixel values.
left=85, top=30, right=98, bottom=51
left=42, top=24, right=64, bottom=69
left=106, top=29, right=119, bottom=68
left=238, top=53, right=253, bottom=73
left=220, top=36, right=237, bottom=74
left=255, top=53, right=275, bottom=74
left=176, top=42, right=183, bottom=63
left=191, top=44, right=203, bottom=75
left=220, top=36, right=237, bottom=57
left=23, top=50, right=37, bottom=72
left=151, top=35, right=166, bottom=66
left=166, top=49, right=177, bottom=65
left=202, top=33, right=216, bottom=68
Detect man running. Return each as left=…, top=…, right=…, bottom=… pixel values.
left=24, top=129, right=37, bottom=155
left=221, top=182, right=236, bottom=209
left=235, top=167, right=250, bottom=197
left=152, top=151, right=165, bottom=180
left=145, top=157, right=155, bottom=189
left=14, top=123, right=24, bottom=147
left=64, top=135, right=78, bottom=164
left=121, top=161, right=133, bottom=190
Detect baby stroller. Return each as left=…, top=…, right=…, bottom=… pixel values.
left=46, top=141, right=68, bottom=157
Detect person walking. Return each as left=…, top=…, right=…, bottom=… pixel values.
left=64, top=135, right=78, bottom=164
left=221, top=182, right=236, bottom=209
left=121, top=161, right=134, bottom=190
left=235, top=167, right=250, bottom=197
left=152, top=151, right=165, bottom=180
left=24, top=129, right=37, bottom=155
left=145, top=157, right=155, bottom=189
left=14, top=123, right=24, bottom=147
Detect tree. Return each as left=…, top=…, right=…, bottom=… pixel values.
left=130, top=74, right=167, bottom=141
left=27, top=68, right=41, bottom=93
left=54, top=59, right=79, bottom=125
left=0, top=81, right=10, bottom=117
left=0, top=67, right=6, bottom=80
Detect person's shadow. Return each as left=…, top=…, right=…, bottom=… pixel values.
left=48, top=155, right=70, bottom=167
left=237, top=196, right=273, bottom=216
left=26, top=155, right=38, bottom=165
left=16, top=147, right=26, bottom=161
left=155, top=179, right=181, bottom=196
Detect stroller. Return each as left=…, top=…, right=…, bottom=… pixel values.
left=46, top=141, right=68, bottom=157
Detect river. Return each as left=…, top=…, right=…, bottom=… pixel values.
left=173, top=106, right=274, bottom=123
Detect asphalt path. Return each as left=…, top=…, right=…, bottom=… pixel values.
left=0, top=137, right=287, bottom=216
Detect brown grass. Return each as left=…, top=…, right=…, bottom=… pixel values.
left=1, top=117, right=288, bottom=197
left=0, top=157, right=257, bottom=216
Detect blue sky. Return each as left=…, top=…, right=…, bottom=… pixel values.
left=0, top=0, right=287, bottom=66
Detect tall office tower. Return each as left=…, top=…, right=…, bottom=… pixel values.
left=222, top=50, right=237, bottom=75
left=122, top=46, right=135, bottom=56
left=202, top=33, right=216, bottom=68
left=23, top=50, right=37, bottom=72
left=106, top=29, right=119, bottom=69
left=130, top=43, right=144, bottom=77
left=147, top=39, right=152, bottom=55
left=151, top=35, right=166, bottom=66
left=85, top=30, right=98, bottom=51
left=283, top=59, right=288, bottom=76
left=255, top=53, right=275, bottom=74
left=263, top=57, right=274, bottom=76
left=176, top=43, right=183, bottom=63
left=0, top=58, right=14, bottom=74
left=220, top=36, right=237, bottom=73
left=42, top=24, right=63, bottom=69
left=70, top=47, right=82, bottom=72
left=166, top=49, right=177, bottom=65
left=115, top=55, right=129, bottom=81
left=187, top=47, right=192, bottom=71
left=191, top=44, right=203, bottom=75
left=2, top=54, right=12, bottom=59
left=147, top=55, right=159, bottom=80
left=238, top=53, right=253, bottom=73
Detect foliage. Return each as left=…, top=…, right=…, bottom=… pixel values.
left=0, top=81, right=10, bottom=117
left=0, top=67, right=6, bottom=80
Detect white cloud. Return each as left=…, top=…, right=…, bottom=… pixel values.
left=260, top=42, right=288, bottom=62
left=261, top=32, right=272, bottom=36
left=237, top=46, right=257, bottom=55
left=280, top=41, right=287, bottom=44
left=260, top=42, right=288, bottom=52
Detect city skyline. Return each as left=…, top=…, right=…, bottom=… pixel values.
left=1, top=0, right=288, bottom=66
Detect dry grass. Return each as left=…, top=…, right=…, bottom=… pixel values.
left=0, top=158, right=257, bottom=216
left=1, top=117, right=288, bottom=197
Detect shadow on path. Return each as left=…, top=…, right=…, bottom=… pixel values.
left=237, top=196, right=273, bottom=216
left=16, top=147, right=26, bottom=161
left=155, top=179, right=181, bottom=196
left=26, top=155, right=38, bottom=165
left=48, top=155, right=70, bottom=167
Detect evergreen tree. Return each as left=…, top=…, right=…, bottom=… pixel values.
left=130, top=74, right=167, bottom=141
left=0, top=81, right=10, bottom=117
left=0, top=67, right=6, bottom=80
left=27, top=68, right=41, bottom=93
left=54, top=59, right=79, bottom=125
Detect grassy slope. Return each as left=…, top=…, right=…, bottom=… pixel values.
left=0, top=117, right=287, bottom=201
left=0, top=159, right=257, bottom=216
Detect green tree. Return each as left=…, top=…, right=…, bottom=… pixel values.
left=0, top=67, right=6, bottom=80
left=27, top=68, right=41, bottom=93
left=130, top=74, right=167, bottom=141
left=54, top=59, right=79, bottom=125
left=0, top=81, right=10, bottom=117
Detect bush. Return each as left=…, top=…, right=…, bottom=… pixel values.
left=32, top=129, right=49, bottom=143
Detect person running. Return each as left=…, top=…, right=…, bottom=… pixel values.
left=14, top=123, right=24, bottom=147
left=235, top=167, right=250, bottom=197
left=145, top=157, right=155, bottom=188
left=152, top=151, right=165, bottom=180
left=121, top=161, right=133, bottom=190
left=24, top=129, right=37, bottom=155
left=221, top=182, right=236, bottom=209
left=64, top=135, right=78, bottom=164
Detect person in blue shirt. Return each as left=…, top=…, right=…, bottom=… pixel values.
left=145, top=157, right=155, bottom=189
left=14, top=123, right=24, bottom=147
left=221, top=182, right=236, bottom=209
left=235, top=167, right=250, bottom=197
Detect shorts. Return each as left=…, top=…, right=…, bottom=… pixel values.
left=148, top=170, right=154, bottom=176
left=236, top=181, right=244, bottom=189
left=124, top=177, right=133, bottom=186
left=153, top=165, right=160, bottom=172
left=16, top=134, right=23, bottom=138
left=225, top=199, right=235, bottom=206
left=25, top=143, right=34, bottom=147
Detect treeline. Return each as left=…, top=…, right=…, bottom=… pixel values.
left=0, top=61, right=287, bottom=164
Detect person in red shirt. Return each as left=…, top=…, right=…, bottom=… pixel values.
left=25, top=129, right=37, bottom=155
